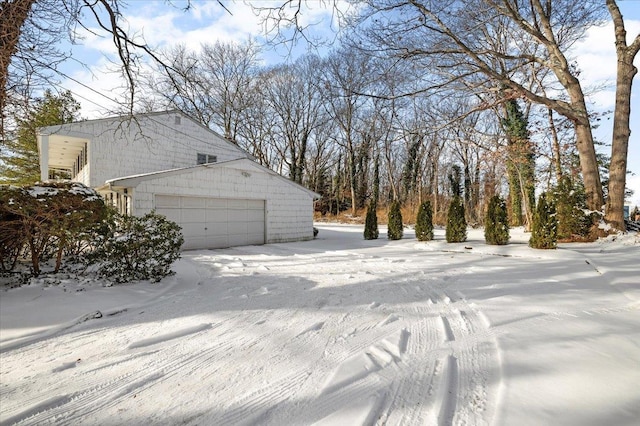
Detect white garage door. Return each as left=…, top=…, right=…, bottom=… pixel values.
left=155, top=195, right=265, bottom=250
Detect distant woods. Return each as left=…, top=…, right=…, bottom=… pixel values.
left=143, top=40, right=591, bottom=227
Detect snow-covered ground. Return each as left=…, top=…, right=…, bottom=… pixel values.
left=1, top=224, right=639, bottom=426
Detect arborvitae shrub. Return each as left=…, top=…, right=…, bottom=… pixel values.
left=553, top=176, right=591, bottom=240
left=92, top=211, right=184, bottom=283
left=484, top=195, right=509, bottom=245
left=364, top=202, right=379, bottom=240
left=387, top=201, right=403, bottom=240
left=529, top=192, right=558, bottom=249
left=415, top=200, right=434, bottom=241
left=446, top=196, right=467, bottom=243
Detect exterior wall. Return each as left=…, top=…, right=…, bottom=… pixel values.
left=131, top=165, right=314, bottom=244
left=51, top=112, right=247, bottom=187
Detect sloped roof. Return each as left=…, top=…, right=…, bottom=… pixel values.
left=104, top=158, right=321, bottom=200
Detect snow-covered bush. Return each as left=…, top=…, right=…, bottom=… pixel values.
left=415, top=200, right=434, bottom=242
left=446, top=196, right=467, bottom=243
left=91, top=211, right=183, bottom=283
left=484, top=195, right=509, bottom=245
left=0, top=182, right=107, bottom=275
left=387, top=200, right=403, bottom=240
left=364, top=202, right=379, bottom=240
left=529, top=192, right=557, bottom=249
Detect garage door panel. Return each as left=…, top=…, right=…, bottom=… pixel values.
left=156, top=195, right=180, bottom=208
left=247, top=221, right=264, bottom=234
left=205, top=198, right=227, bottom=209
left=228, top=199, right=247, bottom=209
left=206, top=210, right=227, bottom=223
left=180, top=222, right=206, bottom=238
left=228, top=222, right=248, bottom=234
left=247, top=209, right=264, bottom=221
left=228, top=212, right=248, bottom=223
left=246, top=234, right=264, bottom=245
left=154, top=195, right=264, bottom=250
left=206, top=224, right=228, bottom=237
left=228, top=234, right=249, bottom=247
left=206, top=236, right=230, bottom=248
left=246, top=199, right=264, bottom=210
left=181, top=209, right=206, bottom=223
left=181, top=197, right=205, bottom=208
left=155, top=208, right=181, bottom=223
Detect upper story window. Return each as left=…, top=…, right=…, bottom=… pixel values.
left=197, top=153, right=217, bottom=165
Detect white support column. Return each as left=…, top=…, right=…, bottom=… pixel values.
left=39, top=134, right=49, bottom=181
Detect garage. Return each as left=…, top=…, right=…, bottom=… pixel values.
left=155, top=195, right=265, bottom=250
left=103, top=159, right=319, bottom=249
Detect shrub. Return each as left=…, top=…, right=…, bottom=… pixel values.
left=415, top=200, right=434, bottom=241
left=529, top=192, right=558, bottom=249
left=91, top=211, right=184, bottom=283
left=364, top=202, right=379, bottom=240
left=446, top=196, right=467, bottom=243
left=484, top=195, right=509, bottom=245
left=553, top=176, right=592, bottom=241
left=387, top=200, right=403, bottom=240
left=0, top=182, right=108, bottom=274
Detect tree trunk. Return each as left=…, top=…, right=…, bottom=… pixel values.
left=573, top=121, right=604, bottom=212
left=0, top=0, right=35, bottom=139
left=605, top=0, right=640, bottom=231
left=547, top=108, right=563, bottom=182
left=556, top=65, right=604, bottom=212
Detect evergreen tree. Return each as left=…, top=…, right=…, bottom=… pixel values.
left=415, top=200, right=434, bottom=241
left=446, top=196, right=467, bottom=243
left=387, top=200, right=403, bottom=240
left=364, top=157, right=380, bottom=240
left=529, top=192, right=558, bottom=249
left=502, top=99, right=535, bottom=227
left=446, top=165, right=467, bottom=243
left=484, top=195, right=509, bottom=245
left=364, top=201, right=379, bottom=240
left=449, top=164, right=462, bottom=198
left=1, top=90, right=80, bottom=185
left=553, top=175, right=591, bottom=240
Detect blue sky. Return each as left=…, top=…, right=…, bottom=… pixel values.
left=58, top=1, right=640, bottom=206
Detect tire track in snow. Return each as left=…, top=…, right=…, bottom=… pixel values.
left=216, top=310, right=414, bottom=426
left=437, top=355, right=459, bottom=426
left=4, top=308, right=297, bottom=425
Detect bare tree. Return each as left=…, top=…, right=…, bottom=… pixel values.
left=150, top=40, right=261, bottom=142
left=604, top=0, right=640, bottom=231
left=261, top=55, right=325, bottom=183
left=320, top=48, right=375, bottom=216
left=1, top=0, right=196, bottom=141
left=347, top=0, right=606, bottom=213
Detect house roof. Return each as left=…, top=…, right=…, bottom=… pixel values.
left=103, top=158, right=322, bottom=200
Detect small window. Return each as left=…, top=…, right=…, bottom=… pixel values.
left=175, top=115, right=181, bottom=125
left=197, top=153, right=217, bottom=164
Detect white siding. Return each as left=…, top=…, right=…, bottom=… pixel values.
left=49, top=112, right=247, bottom=187
left=132, top=165, right=314, bottom=245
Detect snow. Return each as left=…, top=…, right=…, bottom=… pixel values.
left=1, top=224, right=639, bottom=425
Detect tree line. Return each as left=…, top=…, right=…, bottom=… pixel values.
left=2, top=0, right=638, bottom=232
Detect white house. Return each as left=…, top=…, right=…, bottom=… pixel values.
left=37, top=111, right=320, bottom=250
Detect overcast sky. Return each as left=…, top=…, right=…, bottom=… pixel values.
left=59, top=0, right=640, bottom=207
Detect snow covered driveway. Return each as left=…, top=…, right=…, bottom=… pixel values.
left=1, top=224, right=639, bottom=425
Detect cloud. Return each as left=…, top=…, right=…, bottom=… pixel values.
left=572, top=19, right=640, bottom=109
